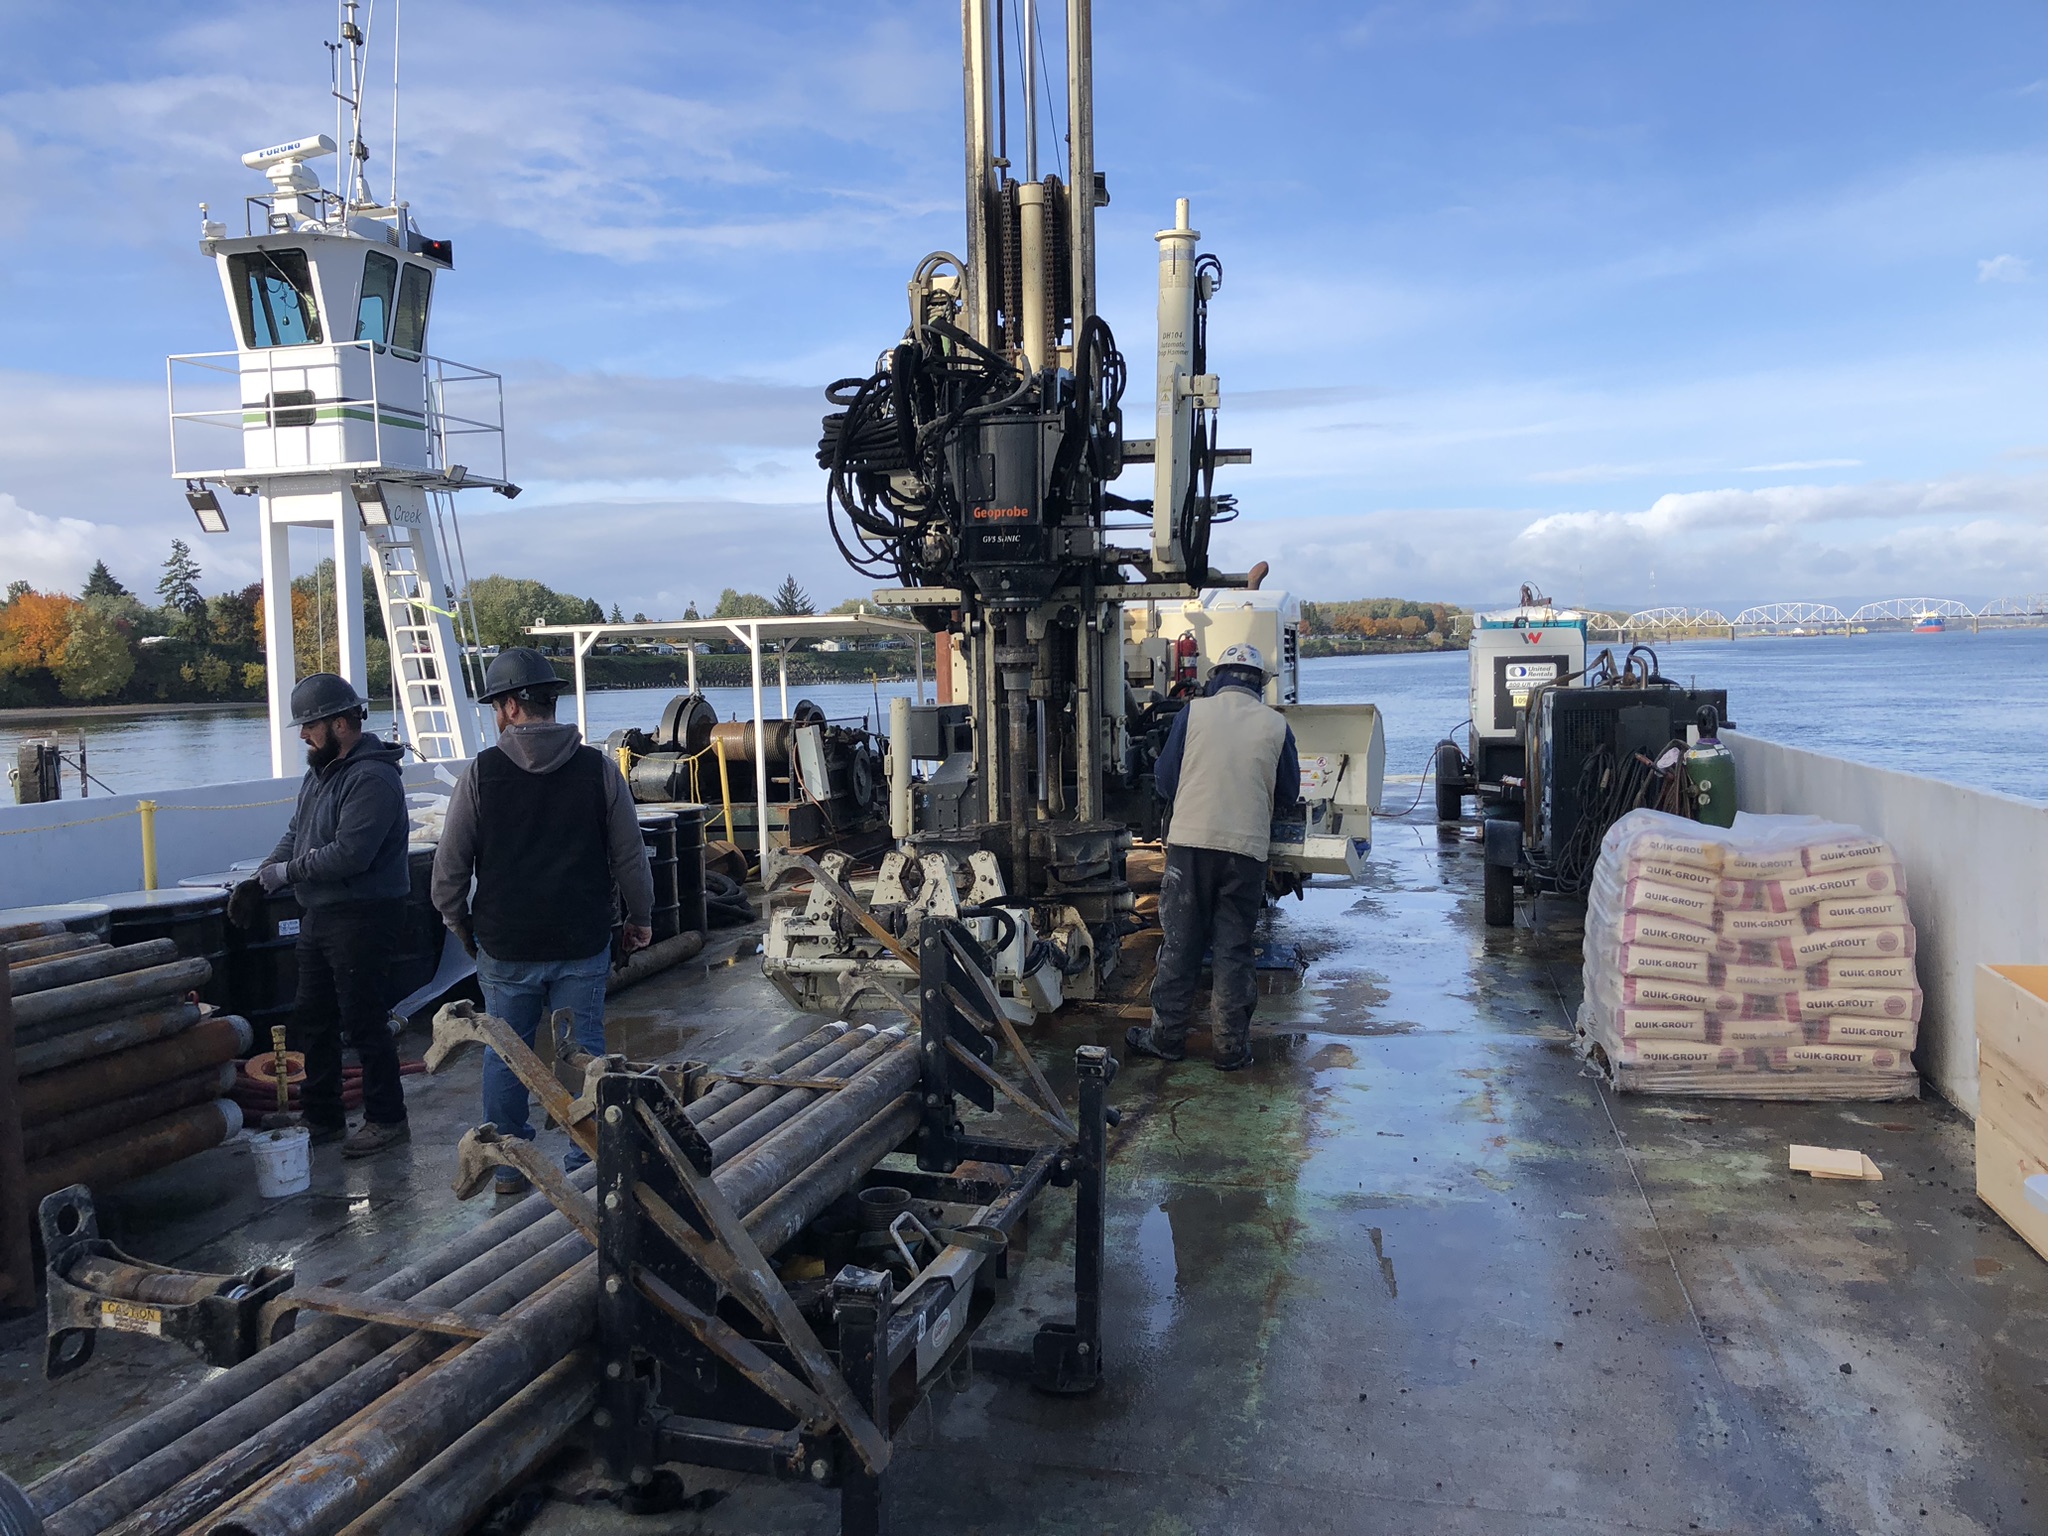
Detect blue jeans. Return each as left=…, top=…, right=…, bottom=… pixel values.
left=476, top=947, right=610, bottom=1158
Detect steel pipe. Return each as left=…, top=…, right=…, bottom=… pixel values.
left=203, top=1262, right=602, bottom=1536
left=704, top=1025, right=905, bottom=1162
left=743, top=1093, right=922, bottom=1257
left=23, top=1064, right=237, bottom=1163
left=37, top=1021, right=917, bottom=1536
left=101, top=1230, right=592, bottom=1536
left=32, top=1024, right=856, bottom=1529
left=29, top=1171, right=583, bottom=1523
left=714, top=1038, right=922, bottom=1215
left=24, top=1100, right=243, bottom=1209
left=692, top=1022, right=879, bottom=1141
left=604, top=928, right=704, bottom=997
left=0, top=918, right=68, bottom=946
left=21, top=1016, right=247, bottom=1125
left=8, top=940, right=180, bottom=998
left=682, top=1020, right=848, bottom=1125
left=10, top=957, right=212, bottom=1031
left=201, top=1060, right=923, bottom=1536
left=16, top=1005, right=218, bottom=1079
left=333, top=1350, right=596, bottom=1536
left=3, top=934, right=103, bottom=966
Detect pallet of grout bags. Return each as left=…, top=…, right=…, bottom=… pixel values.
left=1578, top=807, right=1921, bottom=1099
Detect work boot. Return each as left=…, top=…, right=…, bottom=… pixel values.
left=493, top=1168, right=531, bottom=1198
left=342, top=1119, right=411, bottom=1159
left=1124, top=1025, right=1185, bottom=1063
left=1212, top=1035, right=1254, bottom=1072
left=306, top=1119, right=346, bottom=1146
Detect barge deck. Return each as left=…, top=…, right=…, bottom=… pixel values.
left=3, top=809, right=2041, bottom=1534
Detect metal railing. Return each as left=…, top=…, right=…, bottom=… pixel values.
left=167, top=340, right=506, bottom=487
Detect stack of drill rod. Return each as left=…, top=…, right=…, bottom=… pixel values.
left=4, top=917, right=249, bottom=1207
left=22, top=1017, right=924, bottom=1536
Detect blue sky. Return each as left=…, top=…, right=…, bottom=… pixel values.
left=1, top=0, right=2041, bottom=617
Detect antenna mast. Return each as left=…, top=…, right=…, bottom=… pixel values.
left=329, top=0, right=375, bottom=217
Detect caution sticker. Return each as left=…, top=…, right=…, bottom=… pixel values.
left=99, top=1299, right=164, bottom=1337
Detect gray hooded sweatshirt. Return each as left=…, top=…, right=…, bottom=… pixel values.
left=431, top=721, right=654, bottom=941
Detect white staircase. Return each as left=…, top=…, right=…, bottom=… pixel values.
left=368, top=514, right=480, bottom=762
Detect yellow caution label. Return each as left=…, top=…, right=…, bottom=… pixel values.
left=98, top=1299, right=164, bottom=1337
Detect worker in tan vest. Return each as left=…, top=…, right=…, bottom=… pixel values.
left=1126, top=642, right=1301, bottom=1071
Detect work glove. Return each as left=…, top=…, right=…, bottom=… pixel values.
left=258, top=862, right=291, bottom=895
left=226, top=879, right=264, bottom=930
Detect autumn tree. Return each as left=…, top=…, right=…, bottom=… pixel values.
left=0, top=591, right=80, bottom=674
left=59, top=605, right=135, bottom=701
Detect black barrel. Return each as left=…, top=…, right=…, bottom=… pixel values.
left=387, top=845, right=445, bottom=1006
left=0, top=902, right=113, bottom=945
left=97, top=887, right=231, bottom=1007
left=179, top=872, right=303, bottom=1041
left=672, top=804, right=708, bottom=935
left=638, top=812, right=681, bottom=943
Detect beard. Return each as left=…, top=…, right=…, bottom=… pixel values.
left=305, top=736, right=341, bottom=771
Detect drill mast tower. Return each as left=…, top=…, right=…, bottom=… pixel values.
left=818, top=0, right=1241, bottom=990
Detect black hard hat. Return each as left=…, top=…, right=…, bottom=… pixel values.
left=288, top=672, right=367, bottom=727
left=478, top=646, right=566, bottom=704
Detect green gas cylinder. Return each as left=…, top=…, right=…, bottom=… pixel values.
left=1686, top=707, right=1736, bottom=828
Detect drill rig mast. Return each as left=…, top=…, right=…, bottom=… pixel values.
left=809, top=0, right=1239, bottom=1003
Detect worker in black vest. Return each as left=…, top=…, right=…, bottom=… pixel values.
left=258, top=672, right=413, bottom=1155
left=432, top=647, right=654, bottom=1193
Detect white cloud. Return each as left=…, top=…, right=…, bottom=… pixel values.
left=1978, top=253, right=2032, bottom=284
left=0, top=496, right=111, bottom=595
left=1738, top=459, right=1863, bottom=472
left=1214, top=471, right=2048, bottom=612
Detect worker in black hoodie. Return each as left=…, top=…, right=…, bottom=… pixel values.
left=257, top=673, right=413, bottom=1156
left=432, top=648, right=654, bottom=1195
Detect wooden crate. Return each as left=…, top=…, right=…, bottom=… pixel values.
left=1976, top=965, right=2048, bottom=1261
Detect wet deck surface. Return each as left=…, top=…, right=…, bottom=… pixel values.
left=7, top=811, right=2048, bottom=1534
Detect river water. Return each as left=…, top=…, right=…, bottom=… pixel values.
left=4, top=629, right=2043, bottom=803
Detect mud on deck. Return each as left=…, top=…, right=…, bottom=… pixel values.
left=3, top=813, right=2044, bottom=1534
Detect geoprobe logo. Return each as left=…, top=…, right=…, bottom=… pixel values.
left=972, top=506, right=1030, bottom=520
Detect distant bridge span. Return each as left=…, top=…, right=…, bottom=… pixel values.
left=1581, top=595, right=2048, bottom=636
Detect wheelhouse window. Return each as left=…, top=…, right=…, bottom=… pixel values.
left=390, top=263, right=433, bottom=359
left=228, top=250, right=323, bottom=348
left=355, top=250, right=398, bottom=345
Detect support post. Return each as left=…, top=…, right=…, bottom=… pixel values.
left=573, top=630, right=598, bottom=741
left=1066, top=0, right=1096, bottom=331
left=137, top=801, right=159, bottom=891
left=687, top=642, right=698, bottom=695
left=595, top=1074, right=656, bottom=1485
left=1072, top=1044, right=1107, bottom=1362
left=259, top=505, right=294, bottom=777
left=831, top=1267, right=894, bottom=1536
left=961, top=0, right=994, bottom=347
left=331, top=494, right=369, bottom=702
left=748, top=622, right=770, bottom=878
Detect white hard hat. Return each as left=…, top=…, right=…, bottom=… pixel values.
left=1213, top=642, right=1269, bottom=679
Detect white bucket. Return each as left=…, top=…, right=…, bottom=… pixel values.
left=251, top=1126, right=312, bottom=1198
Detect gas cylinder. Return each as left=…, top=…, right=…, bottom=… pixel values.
left=1686, top=706, right=1737, bottom=828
